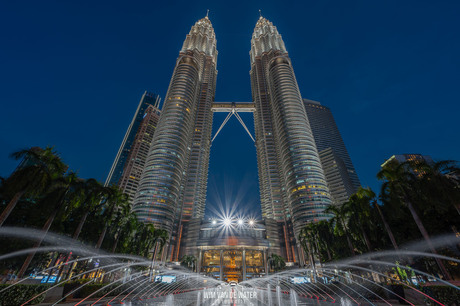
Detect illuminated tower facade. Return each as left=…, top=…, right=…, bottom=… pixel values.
left=133, top=16, right=217, bottom=256
left=250, top=17, right=332, bottom=246
left=303, top=99, right=361, bottom=205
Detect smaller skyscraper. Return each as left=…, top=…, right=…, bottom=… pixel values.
left=118, top=104, right=161, bottom=205
left=105, top=91, right=161, bottom=187
left=381, top=154, right=434, bottom=178
left=319, top=148, right=356, bottom=205
left=381, top=154, right=434, bottom=167
left=303, top=99, right=360, bottom=205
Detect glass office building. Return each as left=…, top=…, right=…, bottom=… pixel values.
left=105, top=91, right=161, bottom=187
left=303, top=99, right=361, bottom=205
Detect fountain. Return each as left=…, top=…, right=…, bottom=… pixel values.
left=1, top=226, right=459, bottom=305
left=289, top=288, right=298, bottom=306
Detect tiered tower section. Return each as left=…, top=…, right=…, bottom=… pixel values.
left=180, top=17, right=217, bottom=221
left=250, top=17, right=332, bottom=242
left=133, top=17, right=217, bottom=240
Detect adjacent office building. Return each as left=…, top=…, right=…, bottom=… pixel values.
left=105, top=91, right=161, bottom=188
left=381, top=154, right=434, bottom=178
left=303, top=99, right=360, bottom=205
left=381, top=154, right=434, bottom=167
left=118, top=104, right=161, bottom=205
left=319, top=148, right=356, bottom=206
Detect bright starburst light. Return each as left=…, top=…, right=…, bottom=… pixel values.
left=223, top=218, right=232, bottom=227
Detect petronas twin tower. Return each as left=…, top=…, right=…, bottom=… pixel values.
left=133, top=15, right=332, bottom=260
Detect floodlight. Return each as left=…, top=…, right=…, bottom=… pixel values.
left=223, top=218, right=232, bottom=227
left=237, top=219, right=244, bottom=225
left=212, top=220, right=217, bottom=225
left=249, top=220, right=255, bottom=226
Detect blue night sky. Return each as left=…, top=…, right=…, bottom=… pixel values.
left=1, top=0, right=459, bottom=218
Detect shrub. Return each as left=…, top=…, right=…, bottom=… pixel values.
left=422, top=285, right=460, bottom=305
left=0, top=284, right=50, bottom=305
left=62, top=281, right=127, bottom=300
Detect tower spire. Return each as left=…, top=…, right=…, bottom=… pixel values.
left=206, top=9, right=209, bottom=18
left=259, top=9, right=262, bottom=18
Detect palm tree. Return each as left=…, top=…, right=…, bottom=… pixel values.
left=315, top=220, right=335, bottom=261
left=95, top=186, right=129, bottom=249
left=377, top=160, right=452, bottom=280
left=268, top=254, right=286, bottom=272
left=151, top=229, right=169, bottom=263
left=69, top=178, right=107, bottom=240
left=357, top=187, right=400, bottom=251
left=415, top=160, right=460, bottom=215
left=180, top=255, right=197, bottom=271
left=346, top=190, right=374, bottom=252
left=299, top=223, right=321, bottom=267
left=325, top=204, right=355, bottom=256
left=0, top=147, right=67, bottom=226
left=138, top=223, right=156, bottom=257
left=17, top=172, right=78, bottom=278
left=298, top=228, right=310, bottom=265
left=110, top=202, right=134, bottom=253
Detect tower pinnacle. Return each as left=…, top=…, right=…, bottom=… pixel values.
left=206, top=9, right=209, bottom=18
left=259, top=9, right=262, bottom=18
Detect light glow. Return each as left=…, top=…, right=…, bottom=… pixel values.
left=237, top=219, right=244, bottom=225
left=223, top=218, right=232, bottom=227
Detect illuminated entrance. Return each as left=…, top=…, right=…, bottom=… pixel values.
left=201, top=249, right=266, bottom=282
left=196, top=219, right=270, bottom=282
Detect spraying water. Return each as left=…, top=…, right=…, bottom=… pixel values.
left=1, top=227, right=459, bottom=305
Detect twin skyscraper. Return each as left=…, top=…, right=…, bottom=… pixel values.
left=107, top=15, right=360, bottom=263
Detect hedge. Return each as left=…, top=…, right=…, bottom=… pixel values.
left=422, top=285, right=460, bottom=304
left=62, top=281, right=126, bottom=300
left=0, top=284, right=50, bottom=306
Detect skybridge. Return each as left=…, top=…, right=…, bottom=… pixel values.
left=211, top=102, right=255, bottom=142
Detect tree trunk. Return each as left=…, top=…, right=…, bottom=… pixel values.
left=326, top=246, right=332, bottom=261
left=152, top=241, right=159, bottom=262
left=95, top=225, right=108, bottom=249
left=314, top=235, right=322, bottom=265
left=112, top=233, right=120, bottom=253
left=96, top=205, right=115, bottom=249
left=0, top=191, right=25, bottom=226
left=406, top=199, right=452, bottom=280
left=17, top=208, right=58, bottom=278
left=150, top=241, right=158, bottom=271
left=375, top=203, right=399, bottom=250
left=306, top=240, right=316, bottom=271
left=73, top=211, right=89, bottom=240
left=360, top=224, right=372, bottom=252
left=341, top=219, right=355, bottom=256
